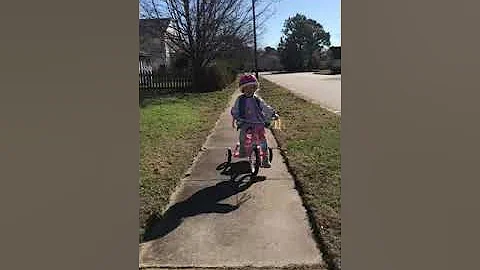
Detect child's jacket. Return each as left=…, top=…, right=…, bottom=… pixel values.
left=231, top=94, right=276, bottom=126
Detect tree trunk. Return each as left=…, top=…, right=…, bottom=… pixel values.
left=192, top=59, right=203, bottom=92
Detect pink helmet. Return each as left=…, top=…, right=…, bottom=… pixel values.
left=239, top=74, right=258, bottom=90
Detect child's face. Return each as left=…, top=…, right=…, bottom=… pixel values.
left=242, top=84, right=257, bottom=96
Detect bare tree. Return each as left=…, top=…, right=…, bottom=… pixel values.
left=140, top=0, right=279, bottom=90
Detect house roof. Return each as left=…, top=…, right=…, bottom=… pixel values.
left=139, top=18, right=171, bottom=38
left=140, top=18, right=172, bottom=56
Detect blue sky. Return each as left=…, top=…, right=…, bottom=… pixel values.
left=258, top=0, right=341, bottom=49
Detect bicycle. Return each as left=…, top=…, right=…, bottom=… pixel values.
left=225, top=114, right=281, bottom=176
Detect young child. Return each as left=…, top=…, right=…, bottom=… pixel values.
left=231, top=74, right=278, bottom=168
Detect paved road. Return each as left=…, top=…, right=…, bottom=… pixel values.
left=260, top=72, right=341, bottom=114
left=139, top=91, right=325, bottom=269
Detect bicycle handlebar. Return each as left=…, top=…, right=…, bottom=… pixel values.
left=235, top=114, right=280, bottom=125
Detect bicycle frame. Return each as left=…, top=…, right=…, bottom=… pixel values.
left=233, top=127, right=267, bottom=159
left=226, top=117, right=275, bottom=176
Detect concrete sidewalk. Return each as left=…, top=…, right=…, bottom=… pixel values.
left=139, top=91, right=324, bottom=269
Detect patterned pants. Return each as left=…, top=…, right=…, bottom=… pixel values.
left=238, top=124, right=268, bottom=158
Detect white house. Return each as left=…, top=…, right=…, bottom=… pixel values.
left=139, top=18, right=176, bottom=72
left=139, top=51, right=153, bottom=73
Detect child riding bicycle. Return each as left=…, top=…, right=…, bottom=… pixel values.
left=230, top=74, right=279, bottom=168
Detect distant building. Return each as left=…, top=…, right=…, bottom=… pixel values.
left=258, top=47, right=283, bottom=72
left=139, top=18, right=176, bottom=71
left=139, top=51, right=152, bottom=74
left=327, top=46, right=341, bottom=73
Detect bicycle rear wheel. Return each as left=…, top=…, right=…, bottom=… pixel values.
left=250, top=147, right=261, bottom=176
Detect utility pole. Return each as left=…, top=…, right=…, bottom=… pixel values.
left=252, top=0, right=258, bottom=79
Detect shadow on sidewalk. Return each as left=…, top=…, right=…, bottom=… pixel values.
left=216, top=160, right=257, bottom=181
left=142, top=161, right=266, bottom=242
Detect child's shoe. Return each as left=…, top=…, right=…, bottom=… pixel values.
left=261, top=159, right=271, bottom=168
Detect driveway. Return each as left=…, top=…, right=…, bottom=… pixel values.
left=260, top=72, right=341, bottom=114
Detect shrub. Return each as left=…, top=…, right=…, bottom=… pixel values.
left=196, top=61, right=237, bottom=92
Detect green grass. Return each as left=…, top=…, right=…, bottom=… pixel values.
left=140, top=86, right=235, bottom=237
left=259, top=78, right=341, bottom=269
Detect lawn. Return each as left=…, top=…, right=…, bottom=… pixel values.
left=258, top=78, right=341, bottom=270
left=139, top=86, right=235, bottom=240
